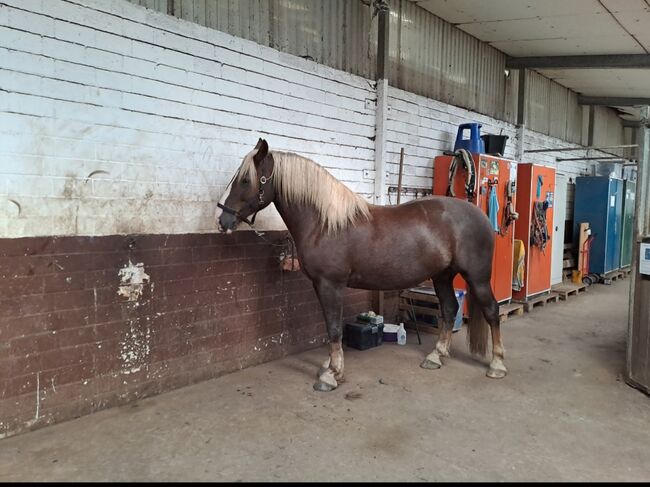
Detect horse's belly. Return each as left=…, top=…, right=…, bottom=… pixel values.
left=347, top=257, right=446, bottom=290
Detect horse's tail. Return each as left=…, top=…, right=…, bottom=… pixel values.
left=466, top=288, right=489, bottom=357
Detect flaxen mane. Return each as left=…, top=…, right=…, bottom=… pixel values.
left=237, top=149, right=371, bottom=233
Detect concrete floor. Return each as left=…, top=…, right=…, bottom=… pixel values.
left=1, top=279, right=649, bottom=482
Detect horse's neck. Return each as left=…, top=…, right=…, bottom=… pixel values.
left=272, top=197, right=321, bottom=245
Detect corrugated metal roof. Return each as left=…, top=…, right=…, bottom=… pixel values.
left=414, top=0, right=647, bottom=127
left=130, top=0, right=377, bottom=80
left=389, top=0, right=509, bottom=119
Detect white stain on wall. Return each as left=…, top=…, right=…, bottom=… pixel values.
left=117, top=260, right=153, bottom=374
left=119, top=318, right=152, bottom=375
left=117, top=261, right=150, bottom=302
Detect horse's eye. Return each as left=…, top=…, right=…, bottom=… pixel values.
left=242, top=177, right=250, bottom=185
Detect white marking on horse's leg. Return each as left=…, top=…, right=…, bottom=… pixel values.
left=487, top=326, right=507, bottom=379
left=329, top=341, right=344, bottom=381
left=314, top=368, right=338, bottom=391
left=314, top=342, right=344, bottom=390
left=421, top=329, right=452, bottom=370
left=436, top=329, right=453, bottom=357
left=317, top=357, right=331, bottom=377
left=487, top=356, right=507, bottom=378
left=422, top=350, right=443, bottom=369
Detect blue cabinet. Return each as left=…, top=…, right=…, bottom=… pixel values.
left=573, top=176, right=624, bottom=275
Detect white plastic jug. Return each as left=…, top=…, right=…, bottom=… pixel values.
left=397, top=323, right=407, bottom=345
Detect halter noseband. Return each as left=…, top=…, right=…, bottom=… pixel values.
left=216, top=202, right=258, bottom=226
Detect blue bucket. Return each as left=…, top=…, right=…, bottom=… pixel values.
left=453, top=123, right=484, bottom=154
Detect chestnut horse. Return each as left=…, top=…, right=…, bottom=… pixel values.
left=215, top=139, right=506, bottom=391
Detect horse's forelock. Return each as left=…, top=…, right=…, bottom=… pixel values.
left=235, top=148, right=261, bottom=189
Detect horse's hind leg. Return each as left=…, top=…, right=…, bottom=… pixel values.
left=487, top=321, right=507, bottom=378
left=421, top=273, right=458, bottom=370
left=312, top=278, right=345, bottom=392
left=470, top=281, right=507, bottom=379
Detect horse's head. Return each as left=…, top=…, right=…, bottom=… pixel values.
left=215, top=138, right=276, bottom=233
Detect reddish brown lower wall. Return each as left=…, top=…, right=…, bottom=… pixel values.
left=0, top=232, right=371, bottom=439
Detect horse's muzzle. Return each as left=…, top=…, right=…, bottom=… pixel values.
left=217, top=213, right=238, bottom=234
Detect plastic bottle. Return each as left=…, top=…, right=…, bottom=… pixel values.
left=397, top=323, right=407, bottom=345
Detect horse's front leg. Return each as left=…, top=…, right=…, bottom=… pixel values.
left=312, top=279, right=345, bottom=392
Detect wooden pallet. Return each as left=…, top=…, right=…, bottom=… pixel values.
left=562, top=243, right=576, bottom=279
left=620, top=267, right=632, bottom=277
left=551, top=282, right=588, bottom=300
left=399, top=288, right=441, bottom=333
left=499, top=302, right=524, bottom=323
left=515, top=292, right=560, bottom=312
left=399, top=289, right=441, bottom=318
left=600, top=270, right=625, bottom=284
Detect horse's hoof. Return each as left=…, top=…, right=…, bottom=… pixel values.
left=313, top=381, right=337, bottom=392
left=487, top=367, right=507, bottom=379
left=316, top=367, right=328, bottom=378
left=420, top=359, right=441, bottom=370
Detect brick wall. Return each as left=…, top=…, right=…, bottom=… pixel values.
left=0, top=232, right=371, bottom=438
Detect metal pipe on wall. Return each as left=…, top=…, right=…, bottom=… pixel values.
left=372, top=0, right=390, bottom=316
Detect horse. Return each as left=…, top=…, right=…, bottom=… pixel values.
left=215, top=139, right=507, bottom=392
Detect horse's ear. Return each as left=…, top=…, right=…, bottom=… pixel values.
left=254, top=138, right=263, bottom=150
left=253, top=139, right=268, bottom=166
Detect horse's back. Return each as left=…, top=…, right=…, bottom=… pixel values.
left=369, top=196, right=495, bottom=265
left=371, top=196, right=492, bottom=237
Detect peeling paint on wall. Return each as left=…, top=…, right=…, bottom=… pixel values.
left=117, top=260, right=153, bottom=374
left=117, top=261, right=150, bottom=302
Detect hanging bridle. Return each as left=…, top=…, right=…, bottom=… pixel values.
left=447, top=149, right=477, bottom=202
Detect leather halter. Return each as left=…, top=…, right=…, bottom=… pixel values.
left=217, top=170, right=274, bottom=228
left=217, top=201, right=258, bottom=226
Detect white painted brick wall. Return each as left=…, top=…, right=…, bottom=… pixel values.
left=0, top=0, right=376, bottom=237
left=0, top=0, right=614, bottom=238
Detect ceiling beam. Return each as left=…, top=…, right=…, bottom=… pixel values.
left=622, top=120, right=650, bottom=128
left=506, top=54, right=650, bottom=69
left=578, top=96, right=650, bottom=106
left=525, top=144, right=638, bottom=153
left=556, top=156, right=630, bottom=162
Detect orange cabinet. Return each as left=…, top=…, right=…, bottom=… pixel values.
left=513, top=163, right=555, bottom=301
left=433, top=154, right=518, bottom=305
